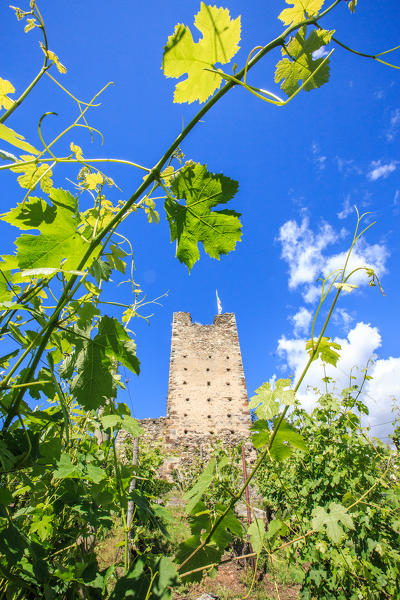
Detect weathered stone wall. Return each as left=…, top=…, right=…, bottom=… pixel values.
left=118, top=312, right=253, bottom=475
left=166, top=312, right=251, bottom=441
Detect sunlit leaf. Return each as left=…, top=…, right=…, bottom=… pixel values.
left=311, top=502, right=354, bottom=544
left=0, top=77, right=15, bottom=110
left=249, top=378, right=295, bottom=420
left=306, top=336, right=341, bottom=366
left=162, top=2, right=241, bottom=103
left=165, top=162, right=241, bottom=271
left=275, top=27, right=333, bottom=96
left=278, top=0, right=324, bottom=26
left=8, top=188, right=88, bottom=271
left=0, top=123, right=39, bottom=155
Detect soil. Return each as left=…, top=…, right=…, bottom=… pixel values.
left=173, top=561, right=300, bottom=600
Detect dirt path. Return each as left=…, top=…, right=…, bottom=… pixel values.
left=174, top=562, right=300, bottom=600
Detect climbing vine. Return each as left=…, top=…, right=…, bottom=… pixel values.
left=0, top=0, right=398, bottom=598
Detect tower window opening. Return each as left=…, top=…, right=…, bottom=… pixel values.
left=207, top=381, right=211, bottom=386
left=226, top=368, right=231, bottom=372
left=206, top=368, right=210, bottom=371
left=184, top=413, right=187, bottom=417
left=184, top=367, right=187, bottom=371
left=207, top=398, right=211, bottom=402
left=227, top=413, right=231, bottom=418
left=226, top=356, right=229, bottom=359
left=184, top=429, right=188, bottom=434
left=207, top=415, right=211, bottom=419
left=183, top=381, right=187, bottom=384
left=186, top=397, right=190, bottom=401
left=226, top=382, right=230, bottom=386
left=208, top=355, right=212, bottom=359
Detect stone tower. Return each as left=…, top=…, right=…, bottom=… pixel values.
left=165, top=312, right=251, bottom=443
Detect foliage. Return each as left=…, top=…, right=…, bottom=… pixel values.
left=0, top=0, right=397, bottom=597
left=256, top=389, right=400, bottom=599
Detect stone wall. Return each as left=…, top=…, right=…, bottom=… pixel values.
left=166, top=312, right=251, bottom=441
left=118, top=312, right=253, bottom=475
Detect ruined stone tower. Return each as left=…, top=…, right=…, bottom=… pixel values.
left=165, top=312, right=251, bottom=442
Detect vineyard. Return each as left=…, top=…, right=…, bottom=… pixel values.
left=0, top=1, right=399, bottom=599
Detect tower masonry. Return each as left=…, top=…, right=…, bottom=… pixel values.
left=165, top=312, right=251, bottom=442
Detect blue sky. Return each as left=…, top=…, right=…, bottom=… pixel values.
left=1, top=0, right=399, bottom=441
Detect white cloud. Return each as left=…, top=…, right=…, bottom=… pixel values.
left=276, top=322, right=399, bottom=436
left=367, top=160, right=397, bottom=181
left=323, top=238, right=388, bottom=286
left=386, top=107, right=400, bottom=141
left=278, top=218, right=337, bottom=291
left=311, top=142, right=327, bottom=170
left=277, top=218, right=388, bottom=302
left=332, top=307, right=353, bottom=329
left=337, top=195, right=353, bottom=220
left=336, top=157, right=362, bottom=177
left=312, top=47, right=329, bottom=60
left=290, top=307, right=312, bottom=336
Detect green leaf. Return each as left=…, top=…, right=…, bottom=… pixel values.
left=0, top=123, right=39, bottom=155
left=110, top=557, right=178, bottom=599
left=90, top=257, right=112, bottom=284
left=1, top=196, right=56, bottom=230
left=166, top=162, right=241, bottom=271
left=11, top=155, right=53, bottom=193
left=184, top=458, right=216, bottom=514
left=100, top=414, right=122, bottom=429
left=8, top=189, right=88, bottom=271
left=122, top=415, right=144, bottom=437
left=278, top=0, right=325, bottom=26
left=275, top=28, right=334, bottom=96
left=70, top=336, right=114, bottom=411
left=162, top=2, right=241, bottom=103
left=270, top=420, right=307, bottom=461
left=0, top=77, right=15, bottom=110
left=311, top=502, right=354, bottom=544
left=85, top=463, right=106, bottom=484
left=53, top=452, right=83, bottom=479
left=107, top=244, right=127, bottom=274
left=248, top=518, right=267, bottom=553
left=0, top=486, right=13, bottom=505
left=249, top=378, right=295, bottom=420
left=175, top=536, right=222, bottom=583
left=97, top=315, right=140, bottom=375
left=306, top=336, right=341, bottom=366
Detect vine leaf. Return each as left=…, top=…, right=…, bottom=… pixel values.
left=249, top=378, right=295, bottom=420
left=269, top=420, right=308, bottom=461
left=311, top=502, right=354, bottom=544
left=4, top=188, right=88, bottom=271
left=0, top=77, right=15, bottom=110
left=162, top=2, right=241, bottom=103
left=97, top=315, right=140, bottom=375
left=11, top=154, right=53, bottom=193
left=70, top=337, right=114, bottom=411
left=53, top=453, right=83, bottom=479
left=69, top=316, right=139, bottom=411
left=184, top=458, right=216, bottom=514
left=306, top=336, right=341, bottom=366
left=165, top=162, right=241, bottom=271
left=110, top=557, right=178, bottom=599
left=278, top=0, right=325, bottom=26
left=275, top=28, right=334, bottom=96
left=0, top=123, right=39, bottom=155
left=248, top=518, right=267, bottom=553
